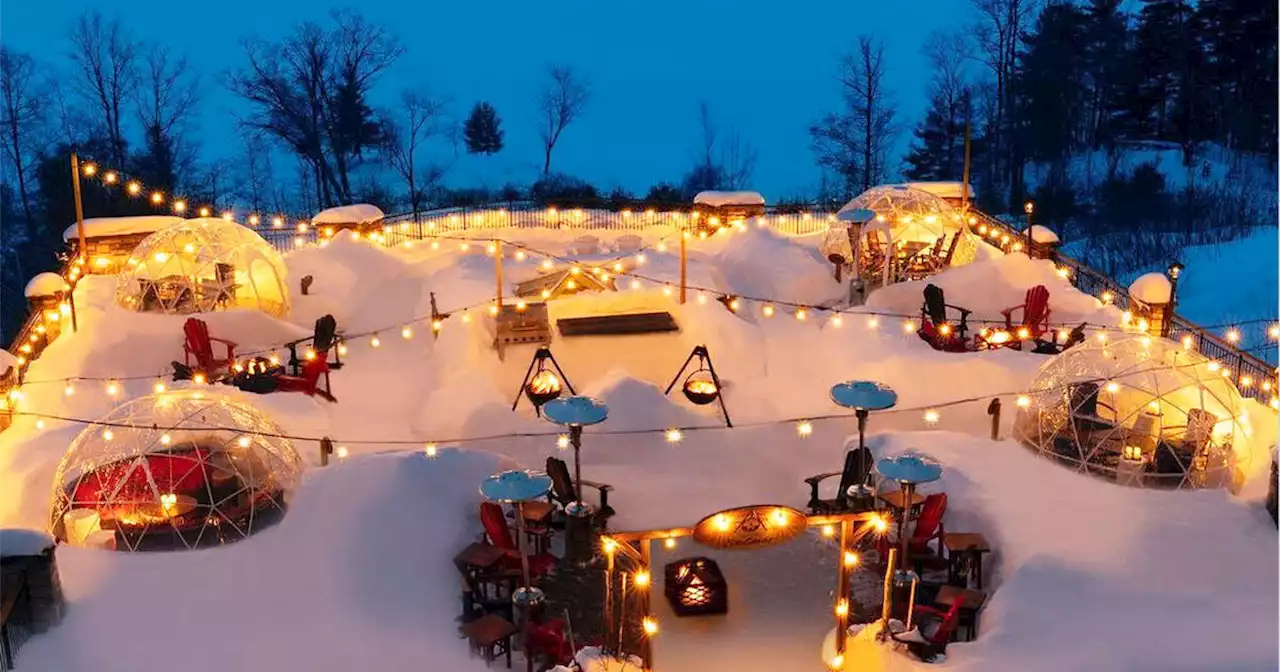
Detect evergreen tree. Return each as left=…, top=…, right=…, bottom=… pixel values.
left=1016, top=3, right=1091, bottom=171
left=1123, top=0, right=1208, bottom=163
left=903, top=89, right=970, bottom=181
left=1082, top=0, right=1131, bottom=154
left=463, top=101, right=504, bottom=155
left=1198, top=0, right=1278, bottom=156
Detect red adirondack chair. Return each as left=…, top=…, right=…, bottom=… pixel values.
left=526, top=618, right=573, bottom=666
left=183, top=318, right=237, bottom=374
left=911, top=595, right=966, bottom=645
left=478, top=502, right=557, bottom=577
left=878, top=493, right=948, bottom=560
left=1002, top=285, right=1051, bottom=342
left=274, top=356, right=336, bottom=402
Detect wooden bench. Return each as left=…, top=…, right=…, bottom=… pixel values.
left=556, top=312, right=678, bottom=337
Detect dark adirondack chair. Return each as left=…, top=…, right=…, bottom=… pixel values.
left=287, top=314, right=341, bottom=375
left=918, top=284, right=972, bottom=352
left=1002, top=285, right=1051, bottom=343
left=805, top=447, right=876, bottom=514
left=478, top=502, right=557, bottom=576
left=545, top=456, right=615, bottom=524
left=1067, top=382, right=1115, bottom=433
left=182, top=318, right=236, bottom=374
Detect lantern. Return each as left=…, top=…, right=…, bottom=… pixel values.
left=525, top=369, right=563, bottom=407
left=663, top=557, right=728, bottom=617
left=682, top=369, right=720, bottom=405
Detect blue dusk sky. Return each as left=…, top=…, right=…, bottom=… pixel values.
left=2, top=0, right=976, bottom=199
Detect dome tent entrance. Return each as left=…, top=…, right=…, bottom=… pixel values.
left=836, top=185, right=977, bottom=287
left=50, top=390, right=304, bottom=551
left=116, top=218, right=290, bottom=318
left=1013, top=334, right=1254, bottom=490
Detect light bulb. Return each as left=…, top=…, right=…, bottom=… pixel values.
left=923, top=409, right=940, bottom=425
left=665, top=428, right=683, bottom=443
left=1016, top=395, right=1030, bottom=408
left=796, top=421, right=813, bottom=437
left=401, top=326, right=413, bottom=339
left=425, top=443, right=438, bottom=458
left=371, top=335, right=381, bottom=348
left=556, top=435, right=570, bottom=449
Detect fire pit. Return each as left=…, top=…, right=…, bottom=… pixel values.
left=664, top=557, right=728, bottom=617
left=227, top=357, right=286, bottom=394
left=682, top=370, right=720, bottom=405
left=525, top=369, right=563, bottom=407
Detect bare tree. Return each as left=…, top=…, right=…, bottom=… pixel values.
left=810, top=36, right=899, bottom=197
left=922, top=29, right=974, bottom=179
left=687, top=101, right=757, bottom=192
left=134, top=43, right=199, bottom=189
left=240, top=132, right=272, bottom=213
left=536, top=65, right=589, bottom=176
left=0, top=47, right=47, bottom=230
left=68, top=10, right=137, bottom=166
left=720, top=128, right=757, bottom=189
left=381, top=89, right=448, bottom=217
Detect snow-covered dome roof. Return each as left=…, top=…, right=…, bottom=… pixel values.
left=899, top=182, right=974, bottom=201
left=1129, top=272, right=1172, bottom=304
left=25, top=272, right=67, bottom=298
left=63, top=215, right=185, bottom=242
left=693, top=191, right=765, bottom=207
left=116, top=218, right=290, bottom=317
left=50, top=389, right=304, bottom=551
left=313, top=204, right=384, bottom=226
left=1029, top=225, right=1060, bottom=244
left=837, top=185, right=962, bottom=228
left=1014, top=334, right=1255, bottom=490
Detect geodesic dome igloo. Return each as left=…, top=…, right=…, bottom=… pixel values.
left=1014, top=334, right=1255, bottom=490
left=116, top=218, right=290, bottom=317
left=50, top=389, right=303, bottom=551
left=837, top=186, right=980, bottom=283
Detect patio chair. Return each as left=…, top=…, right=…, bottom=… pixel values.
left=805, top=447, right=876, bottom=514
left=182, top=318, right=237, bottom=375
left=457, top=567, right=514, bottom=624
left=545, top=456, right=615, bottom=525
left=525, top=616, right=573, bottom=667
left=274, top=356, right=336, bottom=402
left=287, top=314, right=341, bottom=375
left=1067, top=382, right=1115, bottom=433
left=1001, top=285, right=1051, bottom=347
left=478, top=502, right=557, bottom=577
left=877, top=493, right=948, bottom=565
left=904, top=593, right=967, bottom=646
left=918, top=284, right=972, bottom=352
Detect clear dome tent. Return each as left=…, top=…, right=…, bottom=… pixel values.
left=836, top=185, right=979, bottom=286
left=116, top=218, right=290, bottom=317
left=1013, top=334, right=1254, bottom=490
left=50, top=389, right=304, bottom=551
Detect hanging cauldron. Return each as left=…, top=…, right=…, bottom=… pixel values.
left=525, top=369, right=564, bottom=407
left=682, top=369, right=720, bottom=405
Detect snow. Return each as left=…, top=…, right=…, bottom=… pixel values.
left=900, top=182, right=973, bottom=201
left=1027, top=225, right=1059, bottom=245
left=0, top=349, right=15, bottom=373
left=1128, top=272, right=1172, bottom=304
left=0, top=528, right=55, bottom=557
left=24, top=273, right=66, bottom=299
left=694, top=191, right=766, bottom=207
left=0, top=221, right=1274, bottom=671
left=61, top=216, right=184, bottom=242
left=312, top=203, right=385, bottom=226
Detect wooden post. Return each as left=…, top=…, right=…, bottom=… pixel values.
left=988, top=398, right=1002, bottom=440
left=961, top=120, right=972, bottom=213
left=679, top=231, right=687, bottom=304
left=834, top=518, right=852, bottom=656
left=880, top=547, right=897, bottom=628
left=604, top=545, right=615, bottom=654
left=640, top=538, right=653, bottom=669
left=494, top=239, right=503, bottom=310
left=69, top=153, right=86, bottom=332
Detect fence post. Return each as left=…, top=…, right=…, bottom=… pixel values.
left=987, top=398, right=1001, bottom=440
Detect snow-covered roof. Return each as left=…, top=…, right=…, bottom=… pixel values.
left=25, top=272, right=67, bottom=298
left=0, top=528, right=56, bottom=557
left=0, top=349, right=16, bottom=373
left=1129, top=272, right=1172, bottom=304
left=312, top=204, right=385, bottom=226
left=63, top=216, right=185, bottom=242
left=693, top=191, right=766, bottom=207
left=899, top=182, right=974, bottom=200
left=1029, top=224, right=1060, bottom=244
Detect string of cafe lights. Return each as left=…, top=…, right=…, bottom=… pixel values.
left=10, top=358, right=1254, bottom=455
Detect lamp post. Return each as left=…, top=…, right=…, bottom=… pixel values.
left=1166, top=261, right=1185, bottom=337
left=480, top=469, right=554, bottom=672
left=542, top=395, right=609, bottom=519
left=829, top=381, right=898, bottom=502
left=1023, top=200, right=1035, bottom=255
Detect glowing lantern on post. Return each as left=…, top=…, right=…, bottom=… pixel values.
left=664, top=557, right=728, bottom=616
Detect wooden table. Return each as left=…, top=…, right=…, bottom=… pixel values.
left=933, top=584, right=988, bottom=641
left=944, top=532, right=992, bottom=589
left=877, top=490, right=926, bottom=514
left=454, top=543, right=509, bottom=573
left=460, top=613, right=517, bottom=668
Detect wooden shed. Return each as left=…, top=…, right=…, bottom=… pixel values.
left=63, top=216, right=185, bottom=274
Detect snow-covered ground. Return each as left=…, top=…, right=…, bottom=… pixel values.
left=1, top=225, right=1275, bottom=671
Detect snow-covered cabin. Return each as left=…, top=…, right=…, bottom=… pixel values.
left=63, top=216, right=185, bottom=274
left=899, top=182, right=975, bottom=209
left=692, top=191, right=766, bottom=223
left=312, top=204, right=385, bottom=236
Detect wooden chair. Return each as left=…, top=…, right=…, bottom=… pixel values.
left=805, top=447, right=876, bottom=514
left=877, top=493, right=948, bottom=566
left=918, top=284, right=972, bottom=352
left=274, top=356, right=336, bottom=402
left=287, top=314, right=340, bottom=375
left=478, top=502, right=557, bottom=577
left=1002, top=285, right=1051, bottom=345
left=182, top=318, right=237, bottom=375
left=545, top=456, right=614, bottom=525
left=888, top=592, right=966, bottom=662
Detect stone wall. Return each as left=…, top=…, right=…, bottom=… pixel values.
left=76, top=233, right=153, bottom=274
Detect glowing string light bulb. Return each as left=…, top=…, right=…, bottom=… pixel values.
left=556, top=435, right=570, bottom=449
left=923, top=409, right=940, bottom=425
left=425, top=443, right=438, bottom=458
left=665, top=428, right=683, bottom=443
left=796, top=421, right=813, bottom=437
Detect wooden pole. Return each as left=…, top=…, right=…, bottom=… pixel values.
left=834, top=519, right=852, bottom=656
left=961, top=120, right=972, bottom=213
left=988, top=398, right=1002, bottom=440
left=880, top=547, right=897, bottom=628
left=494, top=239, right=503, bottom=310
left=69, top=152, right=86, bottom=332
left=640, top=539, right=653, bottom=669
left=679, top=231, right=687, bottom=304
left=604, top=546, right=615, bottom=654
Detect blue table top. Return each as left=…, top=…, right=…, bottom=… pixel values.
left=480, top=469, right=553, bottom=502
left=830, top=381, right=899, bottom=411
left=876, top=452, right=943, bottom=484
left=543, top=395, right=609, bottom=427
